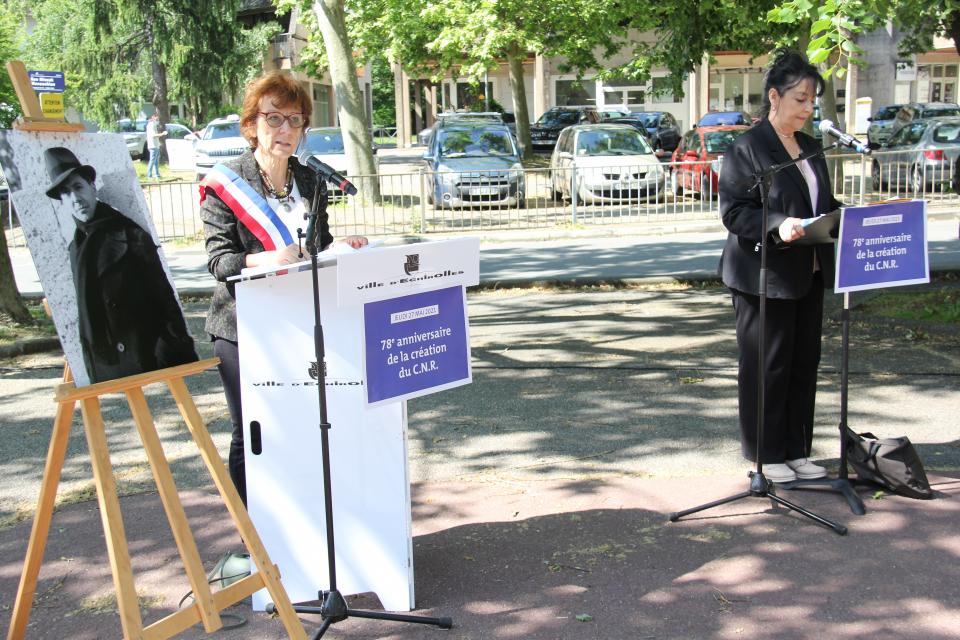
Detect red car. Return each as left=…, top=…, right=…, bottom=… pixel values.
left=670, top=125, right=750, bottom=198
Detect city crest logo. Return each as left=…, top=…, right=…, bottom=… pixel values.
left=404, top=253, right=420, bottom=275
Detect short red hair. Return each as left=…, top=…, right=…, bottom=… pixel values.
left=239, top=71, right=312, bottom=149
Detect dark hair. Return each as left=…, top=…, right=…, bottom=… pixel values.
left=240, top=71, right=312, bottom=149
left=760, top=50, right=825, bottom=120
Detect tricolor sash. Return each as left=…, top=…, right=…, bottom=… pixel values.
left=200, top=164, right=294, bottom=250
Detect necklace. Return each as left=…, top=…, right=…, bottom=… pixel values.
left=258, top=165, right=293, bottom=200
left=771, top=122, right=795, bottom=140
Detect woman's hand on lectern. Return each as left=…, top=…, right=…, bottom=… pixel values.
left=340, top=235, right=369, bottom=249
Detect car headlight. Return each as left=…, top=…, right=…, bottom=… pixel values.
left=436, top=166, right=458, bottom=184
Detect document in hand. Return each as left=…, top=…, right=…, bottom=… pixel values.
left=795, top=209, right=841, bottom=245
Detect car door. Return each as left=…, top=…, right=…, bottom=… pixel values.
left=681, top=132, right=701, bottom=190
left=552, top=129, right=575, bottom=197
left=879, top=124, right=910, bottom=189
left=662, top=114, right=680, bottom=150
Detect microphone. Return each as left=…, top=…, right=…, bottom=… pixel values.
left=297, top=150, right=358, bottom=195
left=818, top=120, right=871, bottom=154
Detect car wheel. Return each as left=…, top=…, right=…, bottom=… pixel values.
left=910, top=165, right=924, bottom=193
left=872, top=161, right=882, bottom=192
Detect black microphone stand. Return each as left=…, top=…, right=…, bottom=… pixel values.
left=267, top=184, right=452, bottom=637
left=670, top=142, right=848, bottom=535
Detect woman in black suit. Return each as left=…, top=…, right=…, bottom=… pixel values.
left=718, top=51, right=842, bottom=483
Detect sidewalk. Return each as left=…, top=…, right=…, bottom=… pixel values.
left=8, top=214, right=960, bottom=296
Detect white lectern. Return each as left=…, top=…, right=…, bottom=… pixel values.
left=234, top=237, right=480, bottom=613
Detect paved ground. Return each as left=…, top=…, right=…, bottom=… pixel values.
left=1, top=223, right=959, bottom=638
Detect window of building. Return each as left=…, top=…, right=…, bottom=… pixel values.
left=650, top=76, right=682, bottom=104
left=456, top=82, right=494, bottom=110
left=556, top=79, right=597, bottom=106
left=312, top=84, right=331, bottom=127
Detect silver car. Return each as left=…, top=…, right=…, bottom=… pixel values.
left=866, top=104, right=904, bottom=147
left=193, top=114, right=247, bottom=180
left=871, top=116, right=960, bottom=193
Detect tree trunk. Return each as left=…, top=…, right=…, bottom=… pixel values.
left=145, top=14, right=171, bottom=125
left=312, top=0, right=380, bottom=203
left=507, top=43, right=533, bottom=162
left=0, top=228, right=32, bottom=325
left=948, top=10, right=960, bottom=56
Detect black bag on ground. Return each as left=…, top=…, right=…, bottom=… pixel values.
left=844, top=427, right=933, bottom=499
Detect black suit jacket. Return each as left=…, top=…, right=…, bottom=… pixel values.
left=201, top=150, right=333, bottom=341
left=718, top=119, right=842, bottom=299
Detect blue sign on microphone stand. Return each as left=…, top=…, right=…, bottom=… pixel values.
left=835, top=200, right=929, bottom=293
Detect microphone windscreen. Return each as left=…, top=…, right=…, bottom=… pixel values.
left=818, top=119, right=835, bottom=135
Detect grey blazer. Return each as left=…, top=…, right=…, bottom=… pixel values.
left=718, top=118, right=842, bottom=299
left=200, top=150, right=333, bottom=341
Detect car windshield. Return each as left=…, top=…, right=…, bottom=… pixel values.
left=700, top=112, right=749, bottom=126
left=932, top=123, right=960, bottom=143
left=203, top=122, right=241, bottom=140
left=118, top=120, right=146, bottom=133
left=874, top=106, right=901, bottom=120
left=438, top=129, right=516, bottom=157
left=537, top=110, right=579, bottom=126
left=704, top=130, right=747, bottom=154
left=631, top=113, right=661, bottom=128
left=921, top=107, right=960, bottom=119
left=305, top=131, right=345, bottom=154
left=576, top=129, right=652, bottom=156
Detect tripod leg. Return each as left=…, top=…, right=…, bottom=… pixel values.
left=766, top=492, right=847, bottom=535
left=310, top=617, right=334, bottom=640
left=670, top=490, right=753, bottom=522
left=780, top=478, right=867, bottom=515
left=346, top=608, right=453, bottom=628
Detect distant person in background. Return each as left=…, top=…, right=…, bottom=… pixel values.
left=44, top=146, right=198, bottom=383
left=146, top=113, right=167, bottom=180
left=717, top=51, right=842, bottom=483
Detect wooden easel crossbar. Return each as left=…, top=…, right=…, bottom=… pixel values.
left=6, top=358, right=307, bottom=639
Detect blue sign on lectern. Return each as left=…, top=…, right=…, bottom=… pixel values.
left=835, top=200, right=929, bottom=293
left=363, top=285, right=471, bottom=405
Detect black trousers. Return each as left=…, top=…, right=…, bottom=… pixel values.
left=731, top=273, right=825, bottom=464
left=214, top=337, right=246, bottom=506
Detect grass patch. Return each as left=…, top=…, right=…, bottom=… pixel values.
left=858, top=273, right=960, bottom=323
left=0, top=301, right=58, bottom=347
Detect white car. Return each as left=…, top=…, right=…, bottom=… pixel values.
left=193, top=114, right=248, bottom=180
left=550, top=124, right=665, bottom=203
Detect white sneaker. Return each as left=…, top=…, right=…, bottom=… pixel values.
left=763, top=463, right=797, bottom=483
left=786, top=458, right=828, bottom=480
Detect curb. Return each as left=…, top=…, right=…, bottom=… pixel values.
left=0, top=336, right=62, bottom=359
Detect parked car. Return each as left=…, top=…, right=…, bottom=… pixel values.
left=549, top=123, right=665, bottom=204
left=670, top=125, right=750, bottom=198
left=697, top=111, right=753, bottom=127
left=422, top=118, right=524, bottom=208
left=597, top=106, right=631, bottom=120
left=530, top=106, right=601, bottom=150
left=607, top=111, right=682, bottom=152
left=193, top=114, right=247, bottom=180
left=871, top=116, right=960, bottom=192
left=417, top=111, right=509, bottom=146
left=301, top=126, right=377, bottom=199
left=115, top=119, right=194, bottom=159
left=866, top=104, right=906, bottom=147
left=889, top=102, right=960, bottom=138
left=116, top=119, right=148, bottom=159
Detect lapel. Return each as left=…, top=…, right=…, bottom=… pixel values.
left=757, top=119, right=814, bottom=216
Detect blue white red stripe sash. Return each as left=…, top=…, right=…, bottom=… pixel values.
left=199, top=164, right=294, bottom=251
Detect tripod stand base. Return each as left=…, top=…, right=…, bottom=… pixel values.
left=669, top=471, right=848, bottom=536
left=779, top=476, right=866, bottom=515
left=268, top=590, right=453, bottom=639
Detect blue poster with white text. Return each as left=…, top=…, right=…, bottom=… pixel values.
left=835, top=200, right=929, bottom=293
left=363, top=286, right=471, bottom=405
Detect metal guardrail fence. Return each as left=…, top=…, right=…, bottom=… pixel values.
left=4, top=150, right=959, bottom=248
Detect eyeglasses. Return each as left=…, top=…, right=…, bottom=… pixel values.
left=258, top=111, right=306, bottom=129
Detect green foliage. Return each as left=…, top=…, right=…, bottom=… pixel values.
left=23, top=0, right=276, bottom=128
left=0, top=3, right=24, bottom=127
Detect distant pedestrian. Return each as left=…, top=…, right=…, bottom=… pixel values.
left=44, top=146, right=198, bottom=383
left=146, top=113, right=167, bottom=180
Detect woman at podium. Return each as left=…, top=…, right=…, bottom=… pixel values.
left=717, top=51, right=842, bottom=484
left=199, top=71, right=366, bottom=504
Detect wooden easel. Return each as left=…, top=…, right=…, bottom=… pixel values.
left=6, top=359, right=308, bottom=639
left=3, top=61, right=306, bottom=638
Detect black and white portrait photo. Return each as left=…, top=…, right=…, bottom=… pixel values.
left=0, top=130, right=197, bottom=386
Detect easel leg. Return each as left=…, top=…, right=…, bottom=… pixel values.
left=6, top=397, right=75, bottom=640
left=125, top=387, right=222, bottom=633
left=79, top=397, right=144, bottom=638
left=167, top=378, right=308, bottom=640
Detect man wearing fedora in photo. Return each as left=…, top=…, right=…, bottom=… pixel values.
left=43, top=146, right=198, bottom=383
